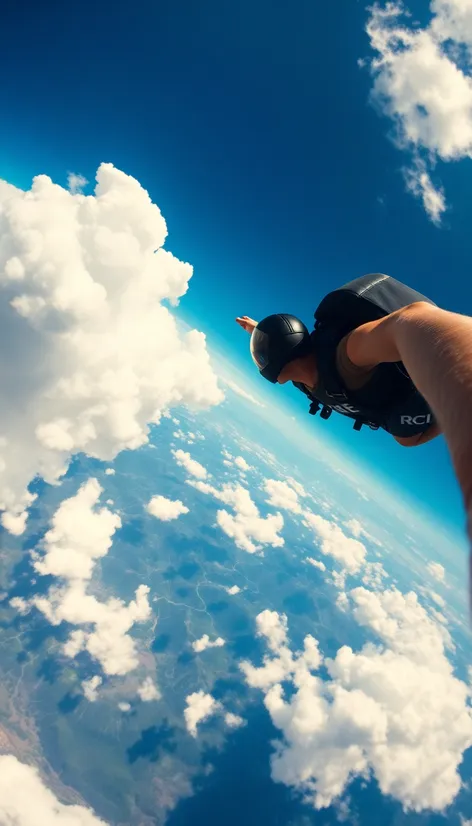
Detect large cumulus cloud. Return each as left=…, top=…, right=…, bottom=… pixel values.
left=0, top=163, right=223, bottom=533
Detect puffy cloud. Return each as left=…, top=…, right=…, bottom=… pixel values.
left=0, top=163, right=222, bottom=533
left=336, top=592, right=349, bottom=612
left=285, top=477, right=307, bottom=498
left=240, top=610, right=321, bottom=691
left=82, top=676, right=102, bottom=703
left=192, top=634, right=225, bottom=653
left=303, top=512, right=367, bottom=576
left=225, top=712, right=245, bottom=728
left=184, top=691, right=221, bottom=737
left=365, top=1, right=472, bottom=220
left=361, top=561, right=388, bottom=590
left=12, top=479, right=152, bottom=676
left=0, top=755, right=108, bottom=824
left=427, top=561, right=446, bottom=582
left=118, top=702, right=131, bottom=713
left=146, top=494, right=189, bottom=521
left=242, top=588, right=472, bottom=812
left=188, top=479, right=284, bottom=554
left=234, top=456, right=251, bottom=472
left=344, top=518, right=363, bottom=538
left=10, top=596, right=30, bottom=615
left=226, top=585, right=241, bottom=595
left=172, top=449, right=207, bottom=479
left=104, top=468, right=115, bottom=476
left=2, top=510, right=31, bottom=535
left=49, top=582, right=152, bottom=676
left=306, top=557, right=326, bottom=572
left=137, top=677, right=161, bottom=702
left=67, top=172, right=88, bottom=195
left=264, top=479, right=303, bottom=514
left=34, top=478, right=121, bottom=581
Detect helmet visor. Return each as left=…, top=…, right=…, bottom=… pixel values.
left=250, top=328, right=270, bottom=370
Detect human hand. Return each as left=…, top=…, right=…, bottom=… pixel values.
left=235, top=316, right=258, bottom=334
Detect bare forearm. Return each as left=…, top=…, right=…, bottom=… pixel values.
left=348, top=301, right=472, bottom=534
left=393, top=304, right=472, bottom=525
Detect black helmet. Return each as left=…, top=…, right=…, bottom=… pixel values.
left=250, top=314, right=312, bottom=383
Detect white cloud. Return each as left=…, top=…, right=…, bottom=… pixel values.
left=220, top=377, right=265, bottom=408
left=362, top=561, right=388, bottom=590
left=306, top=557, right=326, bottom=572
left=404, top=160, right=446, bottom=225
left=118, top=702, right=131, bottom=713
left=285, top=477, right=307, bottom=498
left=34, top=478, right=121, bottom=580
left=137, top=677, right=161, bottom=702
left=192, top=634, right=225, bottom=653
left=184, top=691, right=221, bottom=737
left=430, top=590, right=446, bottom=608
left=241, top=588, right=472, bottom=813
left=303, top=512, right=367, bottom=577
left=225, top=712, right=245, bottom=728
left=344, top=518, right=363, bottom=538
left=146, top=494, right=189, bottom=521
left=0, top=163, right=222, bottom=533
left=104, top=468, right=115, bottom=476
left=172, top=449, right=207, bottom=479
left=12, top=479, right=152, bottom=677
left=189, top=479, right=285, bottom=554
left=10, top=596, right=30, bottom=615
left=0, top=755, right=108, bottom=824
left=82, top=675, right=102, bottom=703
left=365, top=0, right=472, bottom=220
left=234, top=456, right=251, bottom=472
left=264, top=479, right=303, bottom=514
left=336, top=591, right=349, bottom=612
left=2, top=510, right=31, bottom=535
left=67, top=172, right=88, bottom=195
left=427, top=561, right=446, bottom=582
left=226, top=585, right=241, bottom=595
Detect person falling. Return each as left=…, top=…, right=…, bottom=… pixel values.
left=236, top=272, right=472, bottom=568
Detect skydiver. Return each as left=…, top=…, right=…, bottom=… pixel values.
left=236, top=273, right=472, bottom=553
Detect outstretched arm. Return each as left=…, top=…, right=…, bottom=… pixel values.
left=346, top=301, right=472, bottom=542
left=236, top=316, right=258, bottom=334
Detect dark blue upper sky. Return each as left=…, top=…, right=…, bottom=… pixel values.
left=0, top=0, right=469, bottom=537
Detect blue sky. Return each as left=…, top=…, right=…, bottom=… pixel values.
left=0, top=0, right=470, bottom=539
